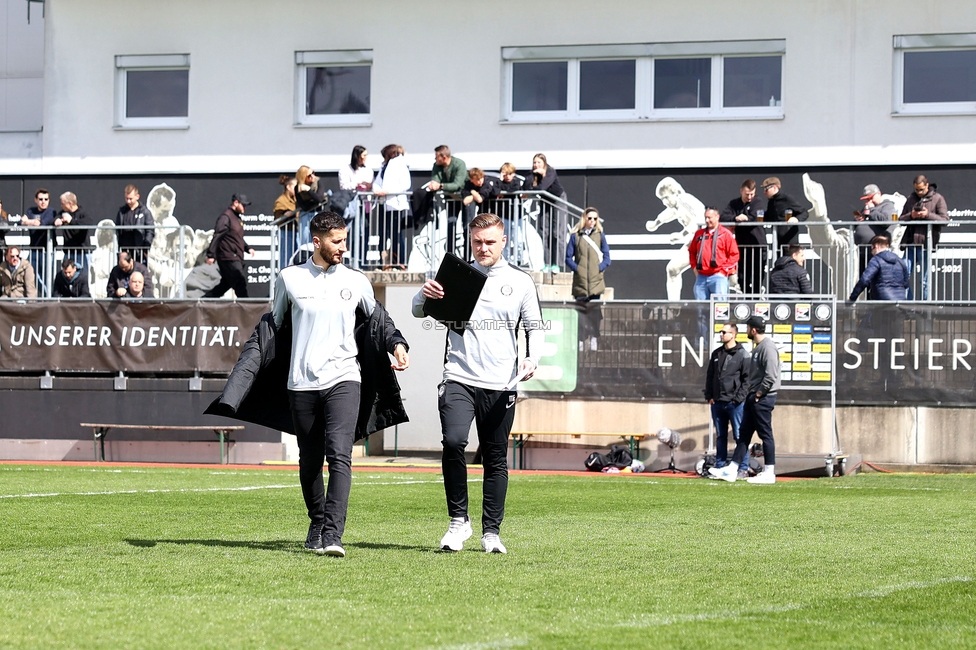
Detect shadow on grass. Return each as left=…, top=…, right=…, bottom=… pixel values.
left=125, top=539, right=305, bottom=553
left=125, top=539, right=435, bottom=553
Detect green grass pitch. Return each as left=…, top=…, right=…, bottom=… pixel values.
left=1, top=464, right=975, bottom=649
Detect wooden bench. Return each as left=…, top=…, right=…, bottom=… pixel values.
left=81, top=423, right=245, bottom=465
left=508, top=431, right=649, bottom=470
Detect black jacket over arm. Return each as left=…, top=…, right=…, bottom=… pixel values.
left=205, top=301, right=409, bottom=440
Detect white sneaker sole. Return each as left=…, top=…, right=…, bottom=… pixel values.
left=324, top=545, right=346, bottom=557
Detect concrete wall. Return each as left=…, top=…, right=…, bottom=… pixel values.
left=20, top=0, right=976, bottom=172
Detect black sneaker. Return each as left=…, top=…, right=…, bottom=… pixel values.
left=322, top=537, right=346, bottom=558
left=304, top=523, right=325, bottom=555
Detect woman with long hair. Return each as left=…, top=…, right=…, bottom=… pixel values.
left=339, top=145, right=373, bottom=191
left=372, top=144, right=412, bottom=268
left=566, top=207, right=611, bottom=351
left=529, top=153, right=568, bottom=273
left=292, top=165, right=328, bottom=262
left=274, top=175, right=297, bottom=220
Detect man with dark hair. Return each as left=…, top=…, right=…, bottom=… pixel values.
left=849, top=235, right=909, bottom=301
left=413, top=212, right=544, bottom=554
left=21, top=188, right=56, bottom=275
left=720, top=179, right=766, bottom=295
left=769, top=244, right=813, bottom=295
left=704, top=324, right=751, bottom=478
left=204, top=194, right=255, bottom=298
left=710, top=315, right=781, bottom=484
left=53, top=258, right=91, bottom=298
left=273, top=211, right=410, bottom=558
left=761, top=177, right=808, bottom=251
left=411, top=145, right=467, bottom=225
left=115, top=184, right=155, bottom=260
left=107, top=252, right=155, bottom=299
left=900, top=175, right=949, bottom=300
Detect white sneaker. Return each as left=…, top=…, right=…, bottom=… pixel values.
left=708, top=464, right=738, bottom=482
left=589, top=337, right=598, bottom=351
left=747, top=469, right=776, bottom=484
left=439, top=517, right=472, bottom=551
left=481, top=533, right=507, bottom=554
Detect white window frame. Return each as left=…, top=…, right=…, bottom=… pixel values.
left=893, top=33, right=976, bottom=116
left=295, top=50, right=372, bottom=127
left=114, top=54, right=190, bottom=130
left=501, top=41, right=784, bottom=124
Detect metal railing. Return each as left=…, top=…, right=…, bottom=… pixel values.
left=1, top=224, right=210, bottom=299
left=272, top=190, right=583, bottom=276
left=4, top=217, right=963, bottom=302
left=730, top=220, right=953, bottom=301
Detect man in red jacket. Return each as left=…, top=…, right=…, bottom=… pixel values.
left=688, top=207, right=739, bottom=300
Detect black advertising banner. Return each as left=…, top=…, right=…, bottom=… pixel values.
left=0, top=301, right=267, bottom=372
left=525, top=301, right=976, bottom=406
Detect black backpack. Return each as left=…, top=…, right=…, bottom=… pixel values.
left=584, top=452, right=607, bottom=472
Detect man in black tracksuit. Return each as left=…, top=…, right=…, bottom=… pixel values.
left=204, top=194, right=254, bottom=298
left=704, top=325, right=750, bottom=476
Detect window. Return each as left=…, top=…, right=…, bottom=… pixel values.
left=502, top=41, right=784, bottom=122
left=295, top=50, right=372, bottom=126
left=114, top=54, right=190, bottom=129
left=894, top=34, right=976, bottom=115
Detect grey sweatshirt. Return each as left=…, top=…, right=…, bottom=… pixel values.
left=412, top=257, right=544, bottom=390
left=749, top=335, right=781, bottom=396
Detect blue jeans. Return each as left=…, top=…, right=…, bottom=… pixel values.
left=694, top=273, right=729, bottom=300
left=711, top=400, right=746, bottom=471
left=905, top=246, right=929, bottom=301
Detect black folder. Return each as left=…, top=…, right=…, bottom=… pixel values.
left=422, top=253, right=488, bottom=324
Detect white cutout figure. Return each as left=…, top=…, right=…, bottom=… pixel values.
left=645, top=177, right=705, bottom=300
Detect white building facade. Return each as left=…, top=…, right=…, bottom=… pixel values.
left=1, top=0, right=974, bottom=173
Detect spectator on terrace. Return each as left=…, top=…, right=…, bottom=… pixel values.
left=849, top=235, right=909, bottom=302
left=853, top=184, right=896, bottom=282
left=527, top=153, right=568, bottom=273
left=107, top=251, right=154, bottom=299
left=274, top=175, right=297, bottom=221
left=295, top=165, right=328, bottom=250
left=21, top=188, right=56, bottom=281
left=768, top=245, right=813, bottom=295
left=115, top=184, right=155, bottom=262
left=372, top=144, right=412, bottom=268
left=497, top=163, right=523, bottom=193
left=338, top=145, right=374, bottom=191
left=56, top=191, right=94, bottom=275
left=0, top=246, right=37, bottom=298
left=900, top=174, right=949, bottom=301
left=566, top=207, right=611, bottom=351
left=688, top=207, right=739, bottom=300
left=124, top=271, right=148, bottom=299
left=761, top=177, right=807, bottom=251
left=410, top=145, right=467, bottom=226
left=53, top=258, right=91, bottom=298
left=720, top=179, right=766, bottom=295
left=457, top=168, right=499, bottom=256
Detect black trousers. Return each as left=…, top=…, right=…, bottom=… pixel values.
left=730, top=392, right=777, bottom=467
left=204, top=260, right=248, bottom=298
left=289, top=382, right=360, bottom=543
left=439, top=381, right=516, bottom=534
